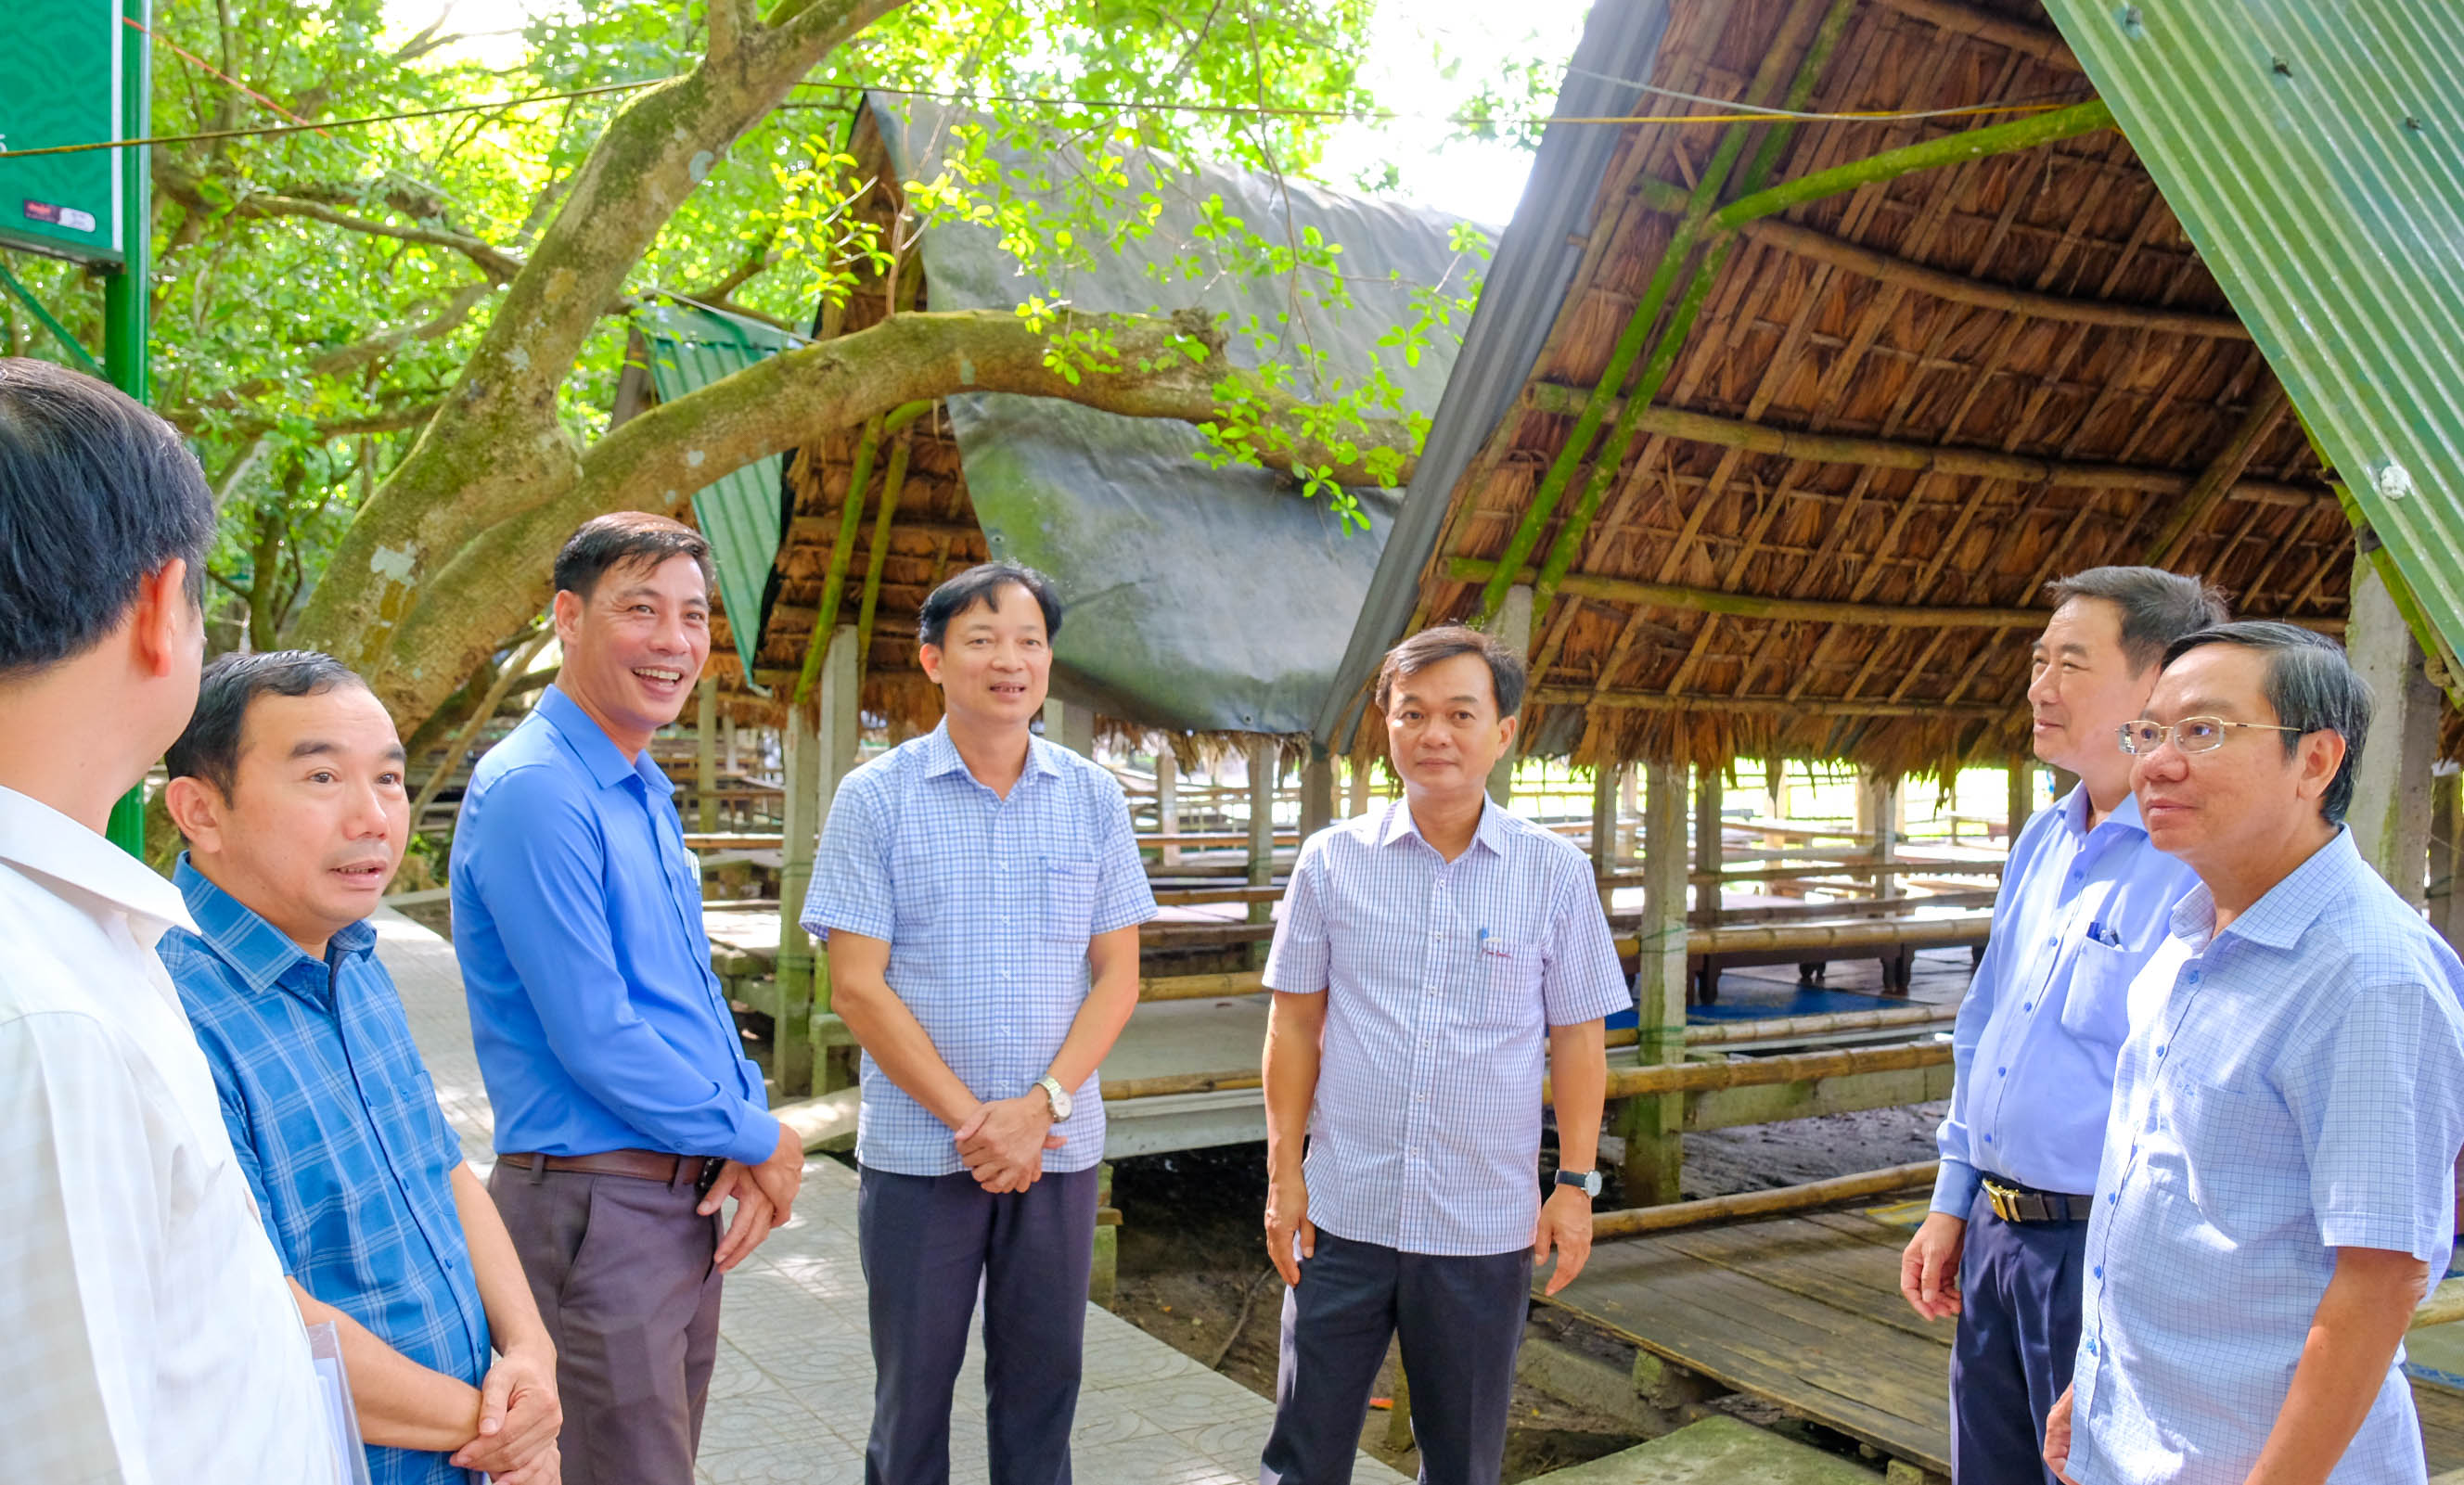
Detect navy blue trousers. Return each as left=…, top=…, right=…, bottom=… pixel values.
left=1949, top=1191, right=2089, bottom=1485
left=856, top=1164, right=1100, bottom=1485
left=1260, top=1229, right=1533, bottom=1485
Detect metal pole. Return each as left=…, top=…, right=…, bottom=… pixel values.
left=103, top=0, right=152, bottom=858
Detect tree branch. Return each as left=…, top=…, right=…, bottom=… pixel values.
left=155, top=160, right=527, bottom=280
left=168, top=283, right=494, bottom=428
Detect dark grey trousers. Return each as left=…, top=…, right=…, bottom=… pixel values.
left=1260, top=1229, right=1534, bottom=1485
left=487, top=1159, right=725, bottom=1485
left=856, top=1163, right=1101, bottom=1485
left=1949, top=1191, right=2089, bottom=1485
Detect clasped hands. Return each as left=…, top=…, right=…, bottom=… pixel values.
left=698, top=1122, right=809, bottom=1272
left=954, top=1090, right=1063, bottom=1193
left=445, top=1342, right=562, bottom=1482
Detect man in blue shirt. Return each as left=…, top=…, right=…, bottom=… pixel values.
left=1902, top=568, right=2223, bottom=1484
left=2045, top=624, right=2464, bottom=1485
left=160, top=650, right=561, bottom=1485
left=455, top=514, right=803, bottom=1485
left=802, top=562, right=1156, bottom=1485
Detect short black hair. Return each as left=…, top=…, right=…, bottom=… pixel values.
left=2162, top=621, right=2371, bottom=825
left=167, top=650, right=369, bottom=801
left=1375, top=623, right=1527, bottom=716
left=0, top=358, right=213, bottom=677
left=2047, top=566, right=2230, bottom=672
left=918, top=562, right=1064, bottom=648
left=553, top=511, right=714, bottom=600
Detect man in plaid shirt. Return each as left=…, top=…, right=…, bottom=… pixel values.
left=1258, top=625, right=1629, bottom=1485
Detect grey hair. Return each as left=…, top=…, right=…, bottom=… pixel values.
left=2047, top=566, right=2230, bottom=672
left=2162, top=621, right=2372, bottom=825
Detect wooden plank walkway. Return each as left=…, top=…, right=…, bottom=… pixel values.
left=1540, top=1210, right=2464, bottom=1478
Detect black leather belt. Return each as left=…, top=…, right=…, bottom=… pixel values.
left=1983, top=1176, right=2093, bottom=1224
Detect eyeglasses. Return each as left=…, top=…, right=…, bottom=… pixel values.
left=2115, top=717, right=2309, bottom=755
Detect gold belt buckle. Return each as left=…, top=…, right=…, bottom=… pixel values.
left=1986, top=1183, right=2019, bottom=1223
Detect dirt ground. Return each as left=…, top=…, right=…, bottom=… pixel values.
left=1108, top=1101, right=1950, bottom=1481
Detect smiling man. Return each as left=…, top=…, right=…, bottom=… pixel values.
left=1902, top=568, right=2222, bottom=1485
left=453, top=513, right=801, bottom=1485
left=2044, top=623, right=2464, bottom=1485
left=160, top=651, right=561, bottom=1485
left=1257, top=624, right=1628, bottom=1485
left=802, top=561, right=1156, bottom=1485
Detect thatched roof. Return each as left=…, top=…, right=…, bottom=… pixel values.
left=701, top=99, right=1469, bottom=743
left=1322, top=0, right=2373, bottom=778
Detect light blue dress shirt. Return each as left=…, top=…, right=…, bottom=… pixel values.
left=164, top=862, right=486, bottom=1485
left=1931, top=787, right=2201, bottom=1214
left=451, top=685, right=777, bottom=1166
left=2070, top=828, right=2464, bottom=1485
left=800, top=723, right=1157, bottom=1177
left=1263, top=799, right=1632, bottom=1257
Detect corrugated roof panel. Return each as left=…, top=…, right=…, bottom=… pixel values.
left=2044, top=0, right=2464, bottom=661
left=634, top=304, right=802, bottom=678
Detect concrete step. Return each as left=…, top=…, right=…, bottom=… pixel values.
left=1526, top=1415, right=1881, bottom=1485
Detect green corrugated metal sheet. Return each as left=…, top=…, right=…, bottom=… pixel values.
left=2044, top=0, right=2464, bottom=664
left=635, top=302, right=802, bottom=677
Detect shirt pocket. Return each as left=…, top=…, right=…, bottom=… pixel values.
left=1044, top=860, right=1099, bottom=942
left=2165, top=1076, right=2312, bottom=1245
left=2058, top=939, right=2136, bottom=1050
left=1473, top=941, right=1546, bottom=1031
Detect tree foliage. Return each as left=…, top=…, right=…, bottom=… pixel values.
left=0, top=0, right=1521, bottom=741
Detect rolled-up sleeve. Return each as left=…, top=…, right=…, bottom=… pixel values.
left=2286, top=979, right=2464, bottom=1261
left=803, top=775, right=892, bottom=942
left=1263, top=839, right=1331, bottom=994
left=473, top=768, right=779, bottom=1167
left=1542, top=860, right=1632, bottom=1026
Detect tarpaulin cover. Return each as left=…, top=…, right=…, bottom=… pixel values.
left=871, top=97, right=1475, bottom=735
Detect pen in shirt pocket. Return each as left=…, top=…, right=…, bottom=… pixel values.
left=2085, top=920, right=2123, bottom=948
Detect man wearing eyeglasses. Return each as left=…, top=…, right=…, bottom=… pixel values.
left=1903, top=568, right=2224, bottom=1484
left=2042, top=623, right=2464, bottom=1485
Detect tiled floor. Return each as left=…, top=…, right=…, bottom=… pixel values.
left=371, top=910, right=1405, bottom=1485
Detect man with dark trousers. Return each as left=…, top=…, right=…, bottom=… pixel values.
left=454, top=513, right=804, bottom=1485
left=1900, top=568, right=2224, bottom=1483
left=1258, top=623, right=1628, bottom=1485
left=803, top=561, right=1155, bottom=1485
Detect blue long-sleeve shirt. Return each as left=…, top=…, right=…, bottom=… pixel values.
left=451, top=685, right=777, bottom=1166
left=1931, top=787, right=2201, bottom=1214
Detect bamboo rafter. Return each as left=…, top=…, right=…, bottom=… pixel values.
left=1540, top=686, right=2012, bottom=719
left=1450, top=557, right=2046, bottom=628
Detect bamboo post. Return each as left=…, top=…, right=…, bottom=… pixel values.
left=1042, top=698, right=1095, bottom=756
left=2007, top=760, right=2035, bottom=842
left=695, top=675, right=718, bottom=835
left=1347, top=756, right=1373, bottom=818
left=1485, top=583, right=1534, bottom=805
left=2435, top=772, right=2462, bottom=954
left=1618, top=762, right=1690, bottom=1207
left=1591, top=1161, right=1937, bottom=1240
left=807, top=624, right=862, bottom=1094
left=1248, top=738, right=1277, bottom=964
left=1156, top=749, right=1181, bottom=865
left=776, top=699, right=825, bottom=1096
left=1301, top=747, right=1335, bottom=841
left=1620, top=766, right=1640, bottom=858
left=724, top=713, right=738, bottom=776
left=1590, top=765, right=1621, bottom=911
left=2349, top=551, right=2439, bottom=906
left=1692, top=764, right=1724, bottom=920
left=852, top=429, right=914, bottom=671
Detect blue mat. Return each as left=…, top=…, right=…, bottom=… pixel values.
left=1687, top=983, right=1906, bottom=1023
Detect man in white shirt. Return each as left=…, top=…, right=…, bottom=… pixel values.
left=0, top=358, right=338, bottom=1483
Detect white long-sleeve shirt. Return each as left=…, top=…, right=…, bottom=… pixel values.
left=0, top=785, right=337, bottom=1484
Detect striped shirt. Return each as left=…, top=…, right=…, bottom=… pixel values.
left=2070, top=828, right=2464, bottom=1485
left=1264, top=799, right=1631, bottom=1256
left=801, top=722, right=1157, bottom=1176
left=163, top=860, right=488, bottom=1485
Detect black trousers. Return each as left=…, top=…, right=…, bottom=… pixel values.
left=1260, top=1229, right=1534, bottom=1485
left=1949, top=1190, right=2090, bottom=1485
left=856, top=1163, right=1100, bottom=1485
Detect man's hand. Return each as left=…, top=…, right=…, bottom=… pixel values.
left=953, top=1095, right=1062, bottom=1193
left=1534, top=1185, right=1595, bottom=1296
left=2044, top=1384, right=2079, bottom=1484
left=492, top=1441, right=561, bottom=1485
left=447, top=1342, right=561, bottom=1476
left=699, top=1164, right=779, bottom=1272
left=745, top=1120, right=806, bottom=1222
left=1264, top=1173, right=1315, bottom=1287
left=1900, top=1211, right=1968, bottom=1321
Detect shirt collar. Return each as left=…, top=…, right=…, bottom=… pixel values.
left=538, top=684, right=669, bottom=793
left=173, top=854, right=376, bottom=994
left=2216, top=826, right=2356, bottom=950
left=0, top=783, right=194, bottom=944
left=918, top=719, right=1062, bottom=785
left=2056, top=783, right=2148, bottom=839
left=1379, top=795, right=1509, bottom=859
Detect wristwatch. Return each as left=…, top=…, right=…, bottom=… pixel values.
left=1555, top=1169, right=1601, bottom=1198
left=1033, top=1074, right=1073, bottom=1121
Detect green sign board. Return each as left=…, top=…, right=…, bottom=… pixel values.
left=0, top=0, right=126, bottom=265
